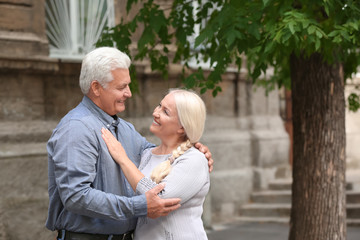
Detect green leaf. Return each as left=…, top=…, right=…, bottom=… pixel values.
left=138, top=27, right=154, bottom=50
left=200, top=87, right=207, bottom=94
left=302, top=20, right=310, bottom=29
left=289, top=22, right=295, bottom=34
left=262, top=0, right=270, bottom=7
left=324, top=4, right=330, bottom=17
left=308, top=25, right=316, bottom=35
left=348, top=93, right=360, bottom=112
left=341, top=31, right=351, bottom=41
left=195, top=28, right=213, bottom=47
left=226, top=30, right=237, bottom=47
left=315, top=38, right=321, bottom=51
left=315, top=30, right=323, bottom=38
left=184, top=75, right=196, bottom=89
left=274, top=30, right=283, bottom=43
left=349, top=22, right=359, bottom=31
left=328, top=30, right=338, bottom=38
left=176, top=28, right=187, bottom=45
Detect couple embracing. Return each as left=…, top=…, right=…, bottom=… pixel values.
left=46, top=47, right=213, bottom=240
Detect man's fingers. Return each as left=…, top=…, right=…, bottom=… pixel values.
left=151, top=183, right=165, bottom=194
left=208, top=157, right=214, bottom=172
left=163, top=198, right=181, bottom=207
left=209, top=164, right=213, bottom=173
left=163, top=203, right=181, bottom=214
left=161, top=199, right=181, bottom=216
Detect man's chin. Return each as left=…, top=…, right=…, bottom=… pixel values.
left=116, top=106, right=126, bottom=113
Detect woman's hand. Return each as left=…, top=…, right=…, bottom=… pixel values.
left=101, top=128, right=128, bottom=164
left=102, top=127, right=145, bottom=191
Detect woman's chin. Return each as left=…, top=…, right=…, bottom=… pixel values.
left=149, top=125, right=156, bottom=134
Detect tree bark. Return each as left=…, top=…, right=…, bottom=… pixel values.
left=289, top=52, right=346, bottom=240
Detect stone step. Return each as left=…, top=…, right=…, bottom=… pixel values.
left=241, top=204, right=291, bottom=218
left=251, top=190, right=360, bottom=204
left=0, top=142, right=47, bottom=159
left=268, top=179, right=292, bottom=190
left=0, top=121, right=56, bottom=143
left=347, top=204, right=360, bottom=219
left=268, top=179, right=354, bottom=191
left=235, top=216, right=360, bottom=226
left=251, top=190, right=291, bottom=204
left=347, top=192, right=360, bottom=203
left=235, top=216, right=289, bottom=224
left=241, top=203, right=360, bottom=220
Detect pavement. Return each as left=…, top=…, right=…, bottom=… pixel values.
left=206, top=221, right=360, bottom=240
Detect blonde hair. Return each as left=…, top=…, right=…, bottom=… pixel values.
left=150, top=89, right=206, bottom=183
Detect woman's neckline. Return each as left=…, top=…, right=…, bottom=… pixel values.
left=151, top=146, right=173, bottom=156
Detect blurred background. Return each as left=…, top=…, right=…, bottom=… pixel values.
left=0, top=1, right=359, bottom=239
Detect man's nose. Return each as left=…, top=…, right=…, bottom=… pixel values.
left=125, top=85, right=132, bottom=98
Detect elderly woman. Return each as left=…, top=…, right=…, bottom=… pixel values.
left=102, top=89, right=209, bottom=240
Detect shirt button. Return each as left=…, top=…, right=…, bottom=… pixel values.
left=106, top=124, right=110, bottom=128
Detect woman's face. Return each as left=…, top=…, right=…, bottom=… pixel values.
left=150, top=93, right=184, bottom=140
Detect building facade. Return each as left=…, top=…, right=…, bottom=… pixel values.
left=5, top=0, right=360, bottom=239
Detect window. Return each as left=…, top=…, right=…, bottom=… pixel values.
left=186, top=0, right=218, bottom=69
left=45, top=0, right=115, bottom=60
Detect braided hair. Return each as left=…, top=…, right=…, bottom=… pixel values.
left=150, top=89, right=206, bottom=184
left=150, top=139, right=193, bottom=183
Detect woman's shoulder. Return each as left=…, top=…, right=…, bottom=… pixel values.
left=177, top=147, right=207, bottom=163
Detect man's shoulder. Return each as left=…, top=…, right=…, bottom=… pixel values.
left=54, top=103, right=97, bottom=132
left=118, top=118, right=135, bottom=129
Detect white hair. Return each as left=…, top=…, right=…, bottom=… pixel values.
left=79, top=47, right=131, bottom=94
left=150, top=89, right=207, bottom=183
left=170, top=89, right=206, bottom=143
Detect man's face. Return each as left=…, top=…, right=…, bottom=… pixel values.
left=98, top=68, right=132, bottom=115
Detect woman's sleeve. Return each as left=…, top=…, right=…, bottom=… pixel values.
left=136, top=149, right=209, bottom=204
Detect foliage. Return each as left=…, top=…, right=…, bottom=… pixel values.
left=97, top=0, right=360, bottom=108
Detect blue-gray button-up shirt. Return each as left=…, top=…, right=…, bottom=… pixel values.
left=46, top=96, right=154, bottom=234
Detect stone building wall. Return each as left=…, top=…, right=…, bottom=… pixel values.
left=0, top=0, right=290, bottom=239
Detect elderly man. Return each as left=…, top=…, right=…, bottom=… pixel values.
left=46, top=47, right=212, bottom=240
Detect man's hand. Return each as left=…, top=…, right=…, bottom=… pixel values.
left=195, top=142, right=214, bottom=172
left=145, top=184, right=181, bottom=219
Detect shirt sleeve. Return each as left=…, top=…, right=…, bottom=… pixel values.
left=136, top=148, right=209, bottom=204
left=50, top=119, right=147, bottom=220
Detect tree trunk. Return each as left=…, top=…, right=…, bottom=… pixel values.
left=289, top=52, right=346, bottom=240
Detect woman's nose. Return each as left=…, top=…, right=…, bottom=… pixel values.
left=153, top=108, right=160, bottom=117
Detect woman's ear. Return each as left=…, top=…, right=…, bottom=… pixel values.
left=177, top=126, right=185, bottom=135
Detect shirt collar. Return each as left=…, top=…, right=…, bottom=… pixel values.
left=81, top=95, right=120, bottom=128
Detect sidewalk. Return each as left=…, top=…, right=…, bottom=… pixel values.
left=206, top=221, right=360, bottom=240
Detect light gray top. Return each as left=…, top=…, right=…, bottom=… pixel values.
left=134, top=147, right=210, bottom=240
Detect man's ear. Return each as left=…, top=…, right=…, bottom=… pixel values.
left=90, top=81, right=101, bottom=96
